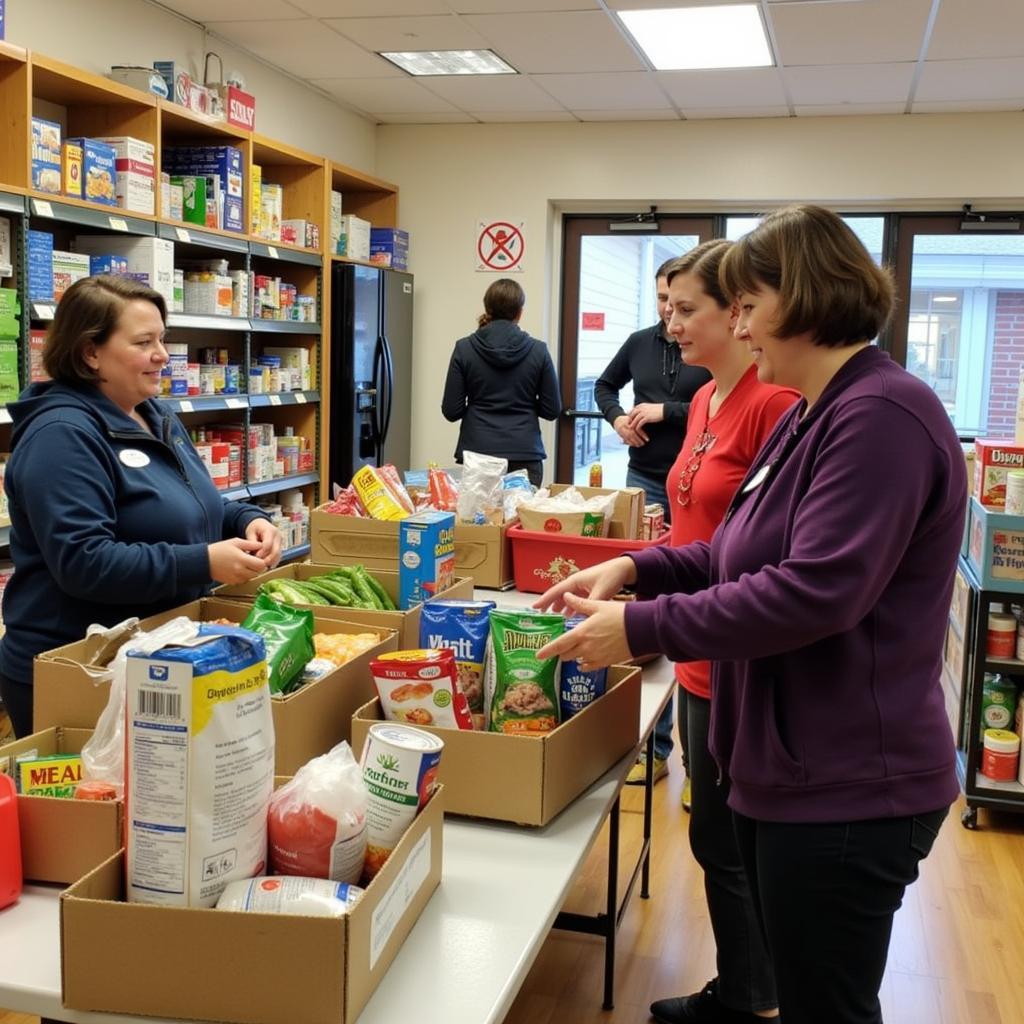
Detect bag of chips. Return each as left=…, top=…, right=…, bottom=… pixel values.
left=487, top=609, right=565, bottom=734
left=241, top=594, right=315, bottom=695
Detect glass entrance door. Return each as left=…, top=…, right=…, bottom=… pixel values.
left=556, top=216, right=714, bottom=485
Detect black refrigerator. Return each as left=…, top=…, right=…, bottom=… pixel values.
left=328, top=264, right=414, bottom=489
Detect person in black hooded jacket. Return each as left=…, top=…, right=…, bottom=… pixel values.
left=441, top=279, right=561, bottom=487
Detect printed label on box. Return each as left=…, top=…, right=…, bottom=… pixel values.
left=370, top=829, right=431, bottom=970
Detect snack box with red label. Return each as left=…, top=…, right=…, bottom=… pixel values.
left=975, top=439, right=1024, bottom=510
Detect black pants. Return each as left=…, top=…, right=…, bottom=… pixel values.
left=0, top=672, right=33, bottom=738
left=687, top=692, right=776, bottom=1013
left=733, top=805, right=949, bottom=1024
left=507, top=460, right=543, bottom=488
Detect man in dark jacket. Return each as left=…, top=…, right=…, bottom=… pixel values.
left=441, top=279, right=561, bottom=487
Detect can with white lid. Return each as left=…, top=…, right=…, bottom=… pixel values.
left=360, top=723, right=442, bottom=879
left=982, top=728, right=1020, bottom=781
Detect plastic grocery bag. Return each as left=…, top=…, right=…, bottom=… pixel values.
left=268, top=741, right=369, bottom=883
left=80, top=616, right=200, bottom=798
left=457, top=450, right=507, bottom=524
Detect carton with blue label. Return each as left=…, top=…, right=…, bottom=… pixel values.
left=65, top=138, right=118, bottom=207
left=399, top=511, right=456, bottom=610
left=31, top=116, right=62, bottom=195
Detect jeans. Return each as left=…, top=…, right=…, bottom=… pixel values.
left=625, top=465, right=671, bottom=525
left=733, top=805, right=949, bottom=1024
left=0, top=672, right=33, bottom=739
left=508, top=460, right=543, bottom=488
left=687, top=692, right=776, bottom=1013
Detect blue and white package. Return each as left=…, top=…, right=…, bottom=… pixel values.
left=419, top=598, right=495, bottom=717
left=559, top=615, right=608, bottom=720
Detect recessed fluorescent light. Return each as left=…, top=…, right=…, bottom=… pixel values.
left=932, top=296, right=959, bottom=303
left=618, top=5, right=773, bottom=71
left=379, top=50, right=516, bottom=77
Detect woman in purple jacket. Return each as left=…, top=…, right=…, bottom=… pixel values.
left=537, top=204, right=965, bottom=1024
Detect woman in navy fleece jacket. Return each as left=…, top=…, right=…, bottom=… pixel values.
left=537, top=205, right=965, bottom=1024
left=0, top=276, right=279, bottom=738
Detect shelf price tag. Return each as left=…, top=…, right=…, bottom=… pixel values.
left=175, top=227, right=192, bottom=243
left=0, top=408, right=11, bottom=424
left=33, top=199, right=54, bottom=218
left=108, top=216, right=129, bottom=232
left=178, top=400, right=194, bottom=413
left=295, top=393, right=307, bottom=404
left=269, top=394, right=282, bottom=406
left=226, top=397, right=246, bottom=409
left=33, top=304, right=55, bottom=320
left=267, top=246, right=279, bottom=260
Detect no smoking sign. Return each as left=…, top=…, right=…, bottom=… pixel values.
left=476, top=220, right=525, bottom=273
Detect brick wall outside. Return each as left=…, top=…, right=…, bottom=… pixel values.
left=989, top=291, right=1024, bottom=435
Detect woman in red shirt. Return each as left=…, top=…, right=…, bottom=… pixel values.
left=658, top=240, right=796, bottom=1024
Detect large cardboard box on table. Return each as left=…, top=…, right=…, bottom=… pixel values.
left=546, top=483, right=645, bottom=540
left=33, top=597, right=398, bottom=776
left=61, top=788, right=444, bottom=1024
left=310, top=506, right=514, bottom=589
left=352, top=664, right=642, bottom=826
left=213, top=563, right=474, bottom=646
left=0, top=726, right=122, bottom=883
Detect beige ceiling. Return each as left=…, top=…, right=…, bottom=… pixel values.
left=154, top=0, right=1024, bottom=124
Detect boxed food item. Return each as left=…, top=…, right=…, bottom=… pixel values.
left=251, top=163, right=263, bottom=235
left=0, top=339, right=17, bottom=404
left=89, top=254, right=128, bottom=276
left=65, top=138, right=117, bottom=207
left=62, top=142, right=83, bottom=198
left=164, top=146, right=244, bottom=233
left=28, top=229, right=55, bottom=301
left=61, top=787, right=444, bottom=1024
left=52, top=250, right=91, bottom=302
left=29, top=329, right=49, bottom=383
left=974, top=439, right=1024, bottom=510
left=330, top=189, right=343, bottom=249
left=261, top=182, right=283, bottom=241
left=0, top=285, right=18, bottom=336
left=72, top=235, right=174, bottom=306
left=337, top=214, right=370, bottom=261
left=399, top=511, right=456, bottom=610
left=0, top=216, right=10, bottom=278
left=31, top=116, right=62, bottom=194
left=281, top=218, right=319, bottom=249
left=369, top=228, right=409, bottom=271
left=99, top=136, right=156, bottom=215
left=180, top=174, right=208, bottom=227
left=31, top=598, right=398, bottom=776
left=353, top=664, right=641, bottom=825
left=967, top=496, right=1024, bottom=593
left=0, top=726, right=123, bottom=883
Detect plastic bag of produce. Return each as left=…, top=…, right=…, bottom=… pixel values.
left=242, top=593, right=315, bottom=694
left=268, top=741, right=368, bottom=883
left=487, top=609, right=565, bottom=734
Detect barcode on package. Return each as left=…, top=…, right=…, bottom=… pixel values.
left=137, top=689, right=182, bottom=719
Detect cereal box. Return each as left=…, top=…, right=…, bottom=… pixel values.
left=399, top=511, right=456, bottom=611
left=63, top=142, right=83, bottom=198
left=17, top=753, right=83, bottom=797
left=52, top=250, right=91, bottom=302
left=31, top=116, right=62, bottom=195
left=975, top=439, right=1024, bottom=510
left=65, top=138, right=118, bottom=207
left=99, top=136, right=156, bottom=215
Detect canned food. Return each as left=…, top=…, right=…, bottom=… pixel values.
left=360, top=722, right=442, bottom=879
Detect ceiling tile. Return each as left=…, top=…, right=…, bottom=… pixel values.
left=206, top=20, right=400, bottom=78
left=454, top=0, right=600, bottom=10
left=424, top=75, right=566, bottom=112
left=465, top=110, right=578, bottom=122
left=915, top=57, right=1024, bottom=102
left=324, top=14, right=490, bottom=51
left=681, top=106, right=790, bottom=120
left=912, top=99, right=1024, bottom=114
left=783, top=63, right=915, bottom=106
left=310, top=77, right=464, bottom=114
left=770, top=0, right=933, bottom=66
left=462, top=12, right=646, bottom=74
left=928, top=0, right=1024, bottom=60
left=793, top=103, right=908, bottom=117
left=534, top=72, right=670, bottom=111
left=159, top=0, right=301, bottom=20
left=658, top=68, right=787, bottom=108
left=373, top=111, right=478, bottom=123
left=575, top=108, right=679, bottom=121
left=292, top=1, right=449, bottom=15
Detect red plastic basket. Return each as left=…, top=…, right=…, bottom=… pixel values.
left=507, top=523, right=671, bottom=593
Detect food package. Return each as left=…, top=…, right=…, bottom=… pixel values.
left=419, top=599, right=495, bottom=725
left=502, top=469, right=533, bottom=522
left=324, top=482, right=366, bottom=517
left=399, top=511, right=456, bottom=609
left=487, top=609, right=565, bottom=734
left=216, top=876, right=364, bottom=917
left=517, top=486, right=617, bottom=537
left=313, top=631, right=382, bottom=666
left=125, top=624, right=274, bottom=907
left=559, top=616, right=608, bottom=719
left=457, top=450, right=507, bottom=525
left=371, top=648, right=474, bottom=729
left=379, top=463, right=415, bottom=514
left=428, top=463, right=458, bottom=512
left=268, top=741, right=368, bottom=883
left=241, top=594, right=315, bottom=695
left=351, top=464, right=410, bottom=521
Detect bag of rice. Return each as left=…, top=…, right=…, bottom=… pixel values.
left=487, top=609, right=565, bottom=734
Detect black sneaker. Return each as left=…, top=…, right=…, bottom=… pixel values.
left=650, top=978, right=778, bottom=1023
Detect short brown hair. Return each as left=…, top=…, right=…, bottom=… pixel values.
left=663, top=240, right=733, bottom=309
left=719, top=204, right=894, bottom=348
left=655, top=256, right=679, bottom=281
left=478, top=278, right=525, bottom=328
left=43, top=275, right=167, bottom=383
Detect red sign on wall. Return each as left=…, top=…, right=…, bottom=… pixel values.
left=227, top=86, right=256, bottom=130
left=581, top=312, right=605, bottom=330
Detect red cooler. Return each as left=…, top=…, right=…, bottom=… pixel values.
left=0, top=772, right=21, bottom=909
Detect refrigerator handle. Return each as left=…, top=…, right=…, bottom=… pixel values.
left=381, top=333, right=394, bottom=447
left=371, top=335, right=385, bottom=461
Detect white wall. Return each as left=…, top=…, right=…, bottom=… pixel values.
left=8, top=0, right=376, bottom=169
left=377, top=113, right=1024, bottom=471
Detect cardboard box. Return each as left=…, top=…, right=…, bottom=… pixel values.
left=212, top=564, right=474, bottom=647
left=547, top=483, right=645, bottom=540
left=32, top=597, right=399, bottom=775
left=974, top=439, right=1024, bottom=510
left=51, top=250, right=90, bottom=302
left=164, top=146, right=244, bottom=233
left=967, top=496, right=1024, bottom=593
left=65, top=137, right=118, bottom=207
left=31, top=116, right=62, bottom=194
left=311, top=508, right=514, bottom=589
left=99, top=136, right=156, bottom=215
left=62, top=142, right=83, bottom=198
left=353, top=664, right=641, bottom=825
left=27, top=229, right=54, bottom=301
left=61, top=789, right=444, bottom=1024
left=369, top=228, right=409, bottom=271
left=337, top=214, right=370, bottom=261
left=0, top=726, right=123, bottom=883
left=72, top=234, right=174, bottom=306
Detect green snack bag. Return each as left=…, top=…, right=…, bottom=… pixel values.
left=487, top=609, right=565, bottom=734
left=242, top=593, right=315, bottom=695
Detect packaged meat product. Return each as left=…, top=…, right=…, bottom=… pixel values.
left=371, top=648, right=474, bottom=730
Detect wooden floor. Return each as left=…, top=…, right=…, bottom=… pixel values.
left=3, top=730, right=1024, bottom=1024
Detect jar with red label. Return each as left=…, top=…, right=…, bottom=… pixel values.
left=982, top=728, right=1020, bottom=781
left=987, top=612, right=1017, bottom=658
